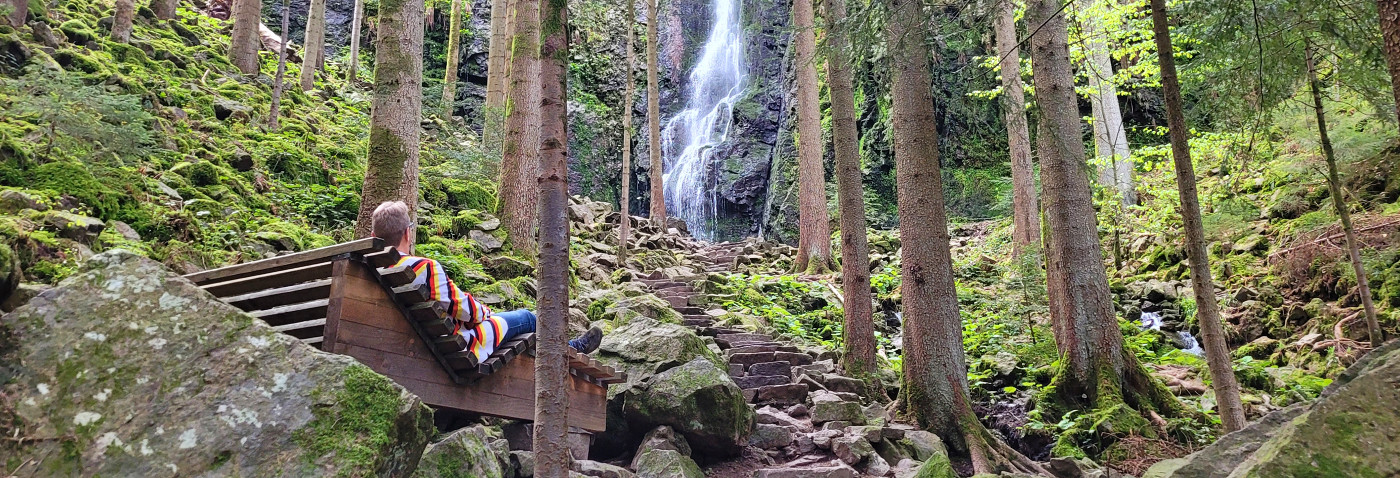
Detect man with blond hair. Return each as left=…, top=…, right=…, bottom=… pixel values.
left=370, top=201, right=602, bottom=364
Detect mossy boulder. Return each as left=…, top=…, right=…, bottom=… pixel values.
left=412, top=425, right=511, bottom=478
left=622, top=358, right=754, bottom=459
left=584, top=288, right=681, bottom=325
left=631, top=449, right=704, bottom=478
left=0, top=250, right=436, bottom=476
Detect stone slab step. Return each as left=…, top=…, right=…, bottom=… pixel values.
left=725, top=344, right=781, bottom=356
left=747, top=361, right=791, bottom=377
left=682, top=318, right=712, bottom=327
left=752, top=467, right=855, bottom=478
left=716, top=333, right=774, bottom=346
left=735, top=374, right=791, bottom=390
left=728, top=351, right=778, bottom=367
left=775, top=351, right=815, bottom=366
left=726, top=342, right=800, bottom=352
left=640, top=281, right=689, bottom=290
left=662, top=295, right=690, bottom=308
left=673, top=306, right=707, bottom=316
left=750, top=383, right=810, bottom=406
left=696, top=326, right=747, bottom=337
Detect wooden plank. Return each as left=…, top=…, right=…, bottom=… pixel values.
left=271, top=319, right=325, bottom=339
left=444, top=351, right=479, bottom=371
left=414, top=315, right=455, bottom=337
left=363, top=247, right=403, bottom=270
left=395, top=283, right=432, bottom=305
left=433, top=334, right=468, bottom=353
left=345, top=260, right=464, bottom=384
left=202, top=262, right=335, bottom=298
left=321, top=260, right=351, bottom=354
left=407, top=301, right=447, bottom=322
left=224, top=279, right=333, bottom=312
left=378, top=264, right=417, bottom=288
left=250, top=299, right=330, bottom=327
left=184, top=238, right=384, bottom=285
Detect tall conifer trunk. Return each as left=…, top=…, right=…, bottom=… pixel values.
left=347, top=0, right=365, bottom=81
left=1150, top=0, right=1246, bottom=432
left=112, top=0, right=135, bottom=42
left=792, top=0, right=832, bottom=274
left=1378, top=0, right=1400, bottom=124
left=353, top=0, right=424, bottom=237
left=646, top=0, right=666, bottom=222
left=824, top=0, right=875, bottom=386
left=619, top=0, right=636, bottom=265
left=484, top=0, right=516, bottom=156
left=229, top=0, right=262, bottom=74
left=1306, top=43, right=1385, bottom=347
left=498, top=0, right=542, bottom=254
left=533, top=0, right=571, bottom=471
left=1078, top=0, right=1134, bottom=205
left=889, top=0, right=1043, bottom=472
left=301, top=0, right=327, bottom=90
left=442, top=0, right=465, bottom=118
left=269, top=0, right=291, bottom=129
left=152, top=0, right=178, bottom=20
left=994, top=0, right=1039, bottom=255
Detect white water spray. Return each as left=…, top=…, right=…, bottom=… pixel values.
left=660, top=0, right=747, bottom=239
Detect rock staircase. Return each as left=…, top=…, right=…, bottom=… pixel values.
left=631, top=242, right=932, bottom=477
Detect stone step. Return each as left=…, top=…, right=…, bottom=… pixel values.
left=728, top=351, right=779, bottom=367
left=734, top=374, right=791, bottom=390
left=726, top=342, right=799, bottom=352
left=750, top=383, right=810, bottom=406
left=716, top=333, right=774, bottom=346
left=662, top=295, right=690, bottom=308
left=752, top=467, right=855, bottom=478
left=696, top=326, right=747, bottom=337
left=681, top=314, right=712, bottom=321
left=747, top=361, right=792, bottom=377
left=775, top=351, right=815, bottom=366
left=654, top=290, right=695, bottom=300
left=681, top=318, right=712, bottom=327
left=673, top=306, right=707, bottom=316
left=639, top=280, right=688, bottom=290
left=724, top=344, right=781, bottom=356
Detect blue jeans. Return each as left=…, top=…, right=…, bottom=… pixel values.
left=495, top=309, right=536, bottom=341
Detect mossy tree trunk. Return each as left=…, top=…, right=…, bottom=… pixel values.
left=1150, top=0, right=1246, bottom=433
left=442, top=0, right=465, bottom=118
left=994, top=0, right=1039, bottom=256
left=791, top=0, right=832, bottom=275
left=300, top=0, right=328, bottom=90
left=498, top=0, right=542, bottom=255
left=824, top=0, right=876, bottom=390
left=533, top=0, right=571, bottom=471
left=618, top=0, right=636, bottom=266
left=1378, top=0, right=1400, bottom=125
left=646, top=0, right=666, bottom=223
left=1306, top=42, right=1385, bottom=347
left=112, top=0, right=135, bottom=42
left=347, top=0, right=365, bottom=81
left=353, top=0, right=424, bottom=237
left=269, top=0, right=291, bottom=129
left=889, top=0, right=1043, bottom=472
left=151, top=0, right=178, bottom=20
left=230, top=0, right=262, bottom=74
left=484, top=0, right=517, bottom=159
left=1027, top=0, right=1178, bottom=431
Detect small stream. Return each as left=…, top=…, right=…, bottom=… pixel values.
left=1139, top=311, right=1204, bottom=356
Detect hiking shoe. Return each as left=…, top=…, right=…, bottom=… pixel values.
left=569, top=326, right=603, bottom=354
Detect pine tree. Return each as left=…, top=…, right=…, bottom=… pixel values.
left=300, top=0, right=328, bottom=91
left=347, top=0, right=366, bottom=81
left=229, top=0, right=262, bottom=74
left=889, top=0, right=1043, bottom=472
left=269, top=0, right=291, bottom=129
left=442, top=0, right=466, bottom=118
left=498, top=0, right=542, bottom=254
left=618, top=0, right=636, bottom=266
left=1078, top=0, right=1135, bottom=205
left=994, top=0, right=1039, bottom=255
left=533, top=0, right=571, bottom=471
left=353, top=0, right=425, bottom=237
left=112, top=0, right=135, bottom=42
left=792, top=0, right=832, bottom=274
left=646, top=0, right=666, bottom=222
left=484, top=0, right=518, bottom=157
left=1378, top=0, right=1400, bottom=124
left=1149, top=0, right=1246, bottom=432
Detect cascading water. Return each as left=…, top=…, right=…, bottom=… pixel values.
left=1140, top=311, right=1204, bottom=356
left=660, top=0, right=747, bottom=239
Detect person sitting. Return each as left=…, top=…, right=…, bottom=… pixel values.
left=370, top=201, right=602, bottom=364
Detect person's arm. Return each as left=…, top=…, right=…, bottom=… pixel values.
left=414, top=259, right=493, bottom=330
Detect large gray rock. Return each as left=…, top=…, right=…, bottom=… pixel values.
left=632, top=449, right=703, bottom=478
left=629, top=426, right=692, bottom=469
left=622, top=358, right=755, bottom=458
left=414, top=425, right=511, bottom=478
left=1145, top=339, right=1400, bottom=477
left=0, top=251, right=436, bottom=477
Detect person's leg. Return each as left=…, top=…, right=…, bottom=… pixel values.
left=494, top=309, right=537, bottom=340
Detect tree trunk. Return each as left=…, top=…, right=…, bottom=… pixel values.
left=1149, top=0, right=1246, bottom=433
left=994, top=0, right=1039, bottom=256
left=347, top=0, right=365, bottom=81
left=230, top=0, right=262, bottom=74
left=112, top=0, right=134, bottom=42
left=484, top=0, right=516, bottom=157
left=1078, top=0, right=1134, bottom=205
left=646, top=0, right=666, bottom=222
left=269, top=0, right=290, bottom=129
left=533, top=0, right=571, bottom=472
left=1306, top=43, right=1385, bottom=347
left=1027, top=0, right=1177, bottom=422
left=824, top=0, right=876, bottom=389
left=353, top=0, right=424, bottom=237
left=889, top=0, right=1043, bottom=472
left=151, top=0, right=178, bottom=20
left=300, top=0, right=327, bottom=90
left=2, top=0, right=26, bottom=28
left=791, top=0, right=832, bottom=274
left=497, top=0, right=542, bottom=254
left=619, top=0, right=636, bottom=266
left=1381, top=0, right=1400, bottom=124
left=442, top=0, right=464, bottom=118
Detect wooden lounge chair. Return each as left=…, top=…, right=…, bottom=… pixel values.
left=182, top=238, right=625, bottom=434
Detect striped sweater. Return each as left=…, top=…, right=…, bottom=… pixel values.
left=396, top=255, right=506, bottom=362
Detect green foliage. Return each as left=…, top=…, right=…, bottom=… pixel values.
left=0, top=67, right=155, bottom=164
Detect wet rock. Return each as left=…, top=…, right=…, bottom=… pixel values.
left=623, top=358, right=754, bottom=458
left=414, top=425, right=511, bottom=478
left=1, top=250, right=436, bottom=476
left=632, top=449, right=703, bottom=478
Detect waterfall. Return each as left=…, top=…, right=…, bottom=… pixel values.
left=660, top=0, right=747, bottom=239
left=1140, top=311, right=1204, bottom=356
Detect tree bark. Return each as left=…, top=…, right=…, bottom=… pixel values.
left=646, top=0, right=666, bottom=222
left=995, top=0, right=1039, bottom=256
left=1027, top=0, right=1177, bottom=419
left=824, top=0, right=876, bottom=388
left=353, top=0, right=424, bottom=237
left=300, top=0, right=327, bottom=90
left=889, top=0, right=1043, bottom=473
left=1379, top=0, right=1400, bottom=124
left=230, top=0, right=262, bottom=74
left=533, top=0, right=571, bottom=472
left=442, top=0, right=465, bottom=118
left=497, top=0, right=542, bottom=254
left=347, top=0, right=365, bottom=81
left=1149, top=0, right=1246, bottom=433
left=269, top=0, right=290, bottom=129
left=1306, top=43, right=1385, bottom=347
left=112, top=0, right=135, bottom=42
left=1078, top=0, right=1135, bottom=205
left=151, top=0, right=178, bottom=20
left=792, top=0, right=832, bottom=274
left=619, top=0, right=636, bottom=266
left=484, top=0, right=516, bottom=157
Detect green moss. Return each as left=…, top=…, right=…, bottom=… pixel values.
left=295, top=365, right=428, bottom=476
left=58, top=20, right=97, bottom=44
